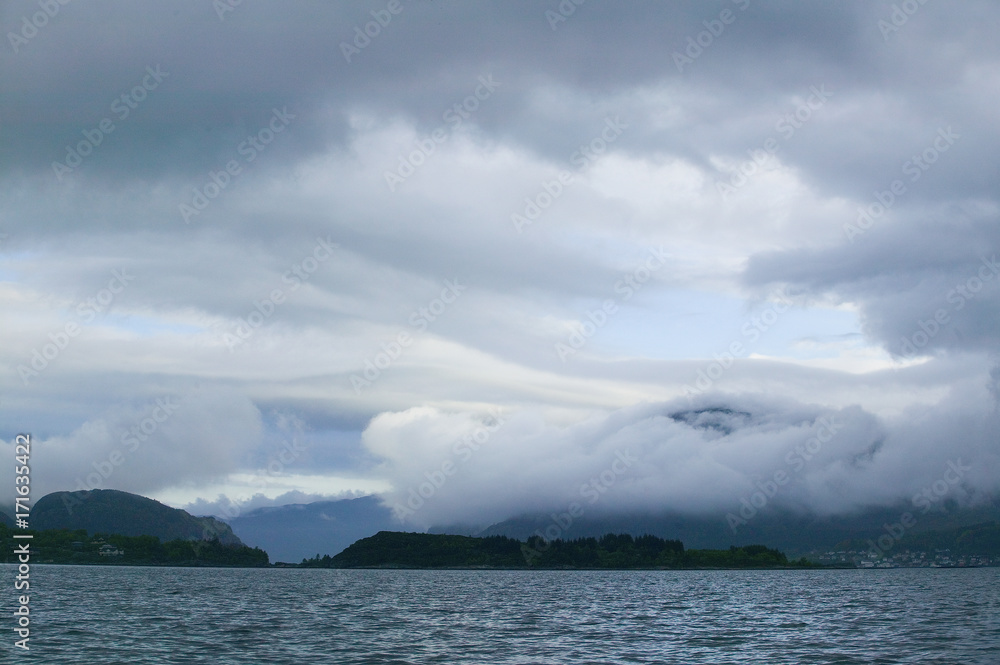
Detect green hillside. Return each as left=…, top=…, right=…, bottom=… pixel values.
left=0, top=523, right=268, bottom=567
left=33, top=489, right=242, bottom=545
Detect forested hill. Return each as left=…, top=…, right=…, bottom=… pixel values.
left=33, top=489, right=242, bottom=545
left=0, top=523, right=269, bottom=567
left=302, top=531, right=810, bottom=569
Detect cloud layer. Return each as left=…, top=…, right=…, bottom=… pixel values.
left=366, top=390, right=1000, bottom=529
left=2, top=0, right=997, bottom=522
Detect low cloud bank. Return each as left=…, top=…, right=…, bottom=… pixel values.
left=365, top=386, right=1000, bottom=529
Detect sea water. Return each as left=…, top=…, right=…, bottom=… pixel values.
left=3, top=565, right=998, bottom=664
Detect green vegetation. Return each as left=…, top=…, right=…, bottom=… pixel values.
left=310, top=533, right=525, bottom=568
left=303, top=531, right=813, bottom=569
left=0, top=523, right=269, bottom=567
left=33, top=490, right=243, bottom=545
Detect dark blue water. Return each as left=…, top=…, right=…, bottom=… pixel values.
left=3, top=565, right=998, bottom=664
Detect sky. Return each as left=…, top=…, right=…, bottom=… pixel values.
left=2, top=0, right=998, bottom=530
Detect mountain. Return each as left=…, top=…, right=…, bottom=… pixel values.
left=473, top=502, right=1000, bottom=556
left=0, top=511, right=13, bottom=528
left=33, top=490, right=243, bottom=545
left=216, top=492, right=1000, bottom=563
left=225, top=495, right=398, bottom=563
left=839, top=521, right=1000, bottom=556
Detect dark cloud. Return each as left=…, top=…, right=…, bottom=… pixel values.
left=745, top=215, right=1000, bottom=358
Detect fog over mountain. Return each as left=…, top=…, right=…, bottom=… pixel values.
left=1, top=1, right=998, bottom=530
left=369, top=392, right=999, bottom=530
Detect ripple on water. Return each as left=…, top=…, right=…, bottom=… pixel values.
left=8, top=565, right=1000, bottom=664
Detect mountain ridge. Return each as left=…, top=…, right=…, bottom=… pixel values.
left=33, top=489, right=243, bottom=545
left=472, top=501, right=1000, bottom=556
left=224, top=494, right=399, bottom=563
